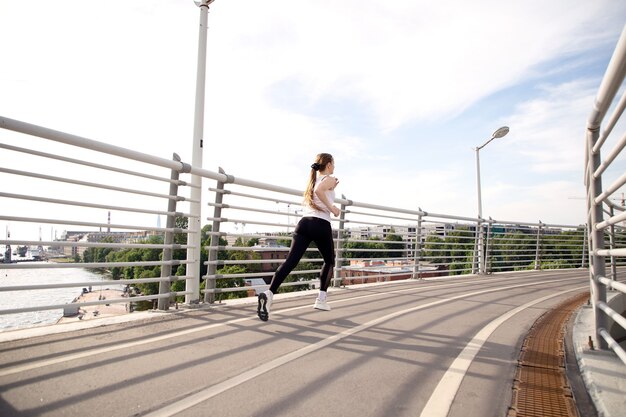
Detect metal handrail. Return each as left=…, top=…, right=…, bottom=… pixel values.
left=0, top=142, right=193, bottom=187
left=584, top=23, right=626, bottom=363
left=0, top=114, right=587, bottom=330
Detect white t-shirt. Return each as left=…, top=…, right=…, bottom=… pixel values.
left=302, top=175, right=335, bottom=223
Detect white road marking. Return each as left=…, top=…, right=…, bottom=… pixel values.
left=0, top=317, right=250, bottom=377
left=142, top=276, right=585, bottom=417
left=418, top=285, right=587, bottom=417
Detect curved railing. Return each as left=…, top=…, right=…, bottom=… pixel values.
left=202, top=170, right=585, bottom=304
left=584, top=23, right=626, bottom=364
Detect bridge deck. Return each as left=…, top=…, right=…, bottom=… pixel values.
left=0, top=270, right=590, bottom=417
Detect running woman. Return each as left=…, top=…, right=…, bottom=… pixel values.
left=257, top=153, right=340, bottom=321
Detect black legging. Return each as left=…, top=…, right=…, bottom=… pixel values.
left=269, top=216, right=335, bottom=294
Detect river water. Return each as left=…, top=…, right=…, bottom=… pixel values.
left=0, top=262, right=123, bottom=331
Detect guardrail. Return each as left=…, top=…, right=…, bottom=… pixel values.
left=0, top=115, right=587, bottom=329
left=584, top=23, right=626, bottom=364
left=202, top=174, right=586, bottom=304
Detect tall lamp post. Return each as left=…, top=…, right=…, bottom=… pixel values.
left=187, top=0, right=215, bottom=304
left=475, top=126, right=509, bottom=274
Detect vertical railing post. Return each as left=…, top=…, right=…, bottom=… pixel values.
left=204, top=167, right=228, bottom=303
left=587, top=127, right=608, bottom=350
left=483, top=218, right=492, bottom=275
left=472, top=220, right=479, bottom=274
left=608, top=206, right=617, bottom=280
left=412, top=212, right=423, bottom=279
left=534, top=221, right=543, bottom=270
left=333, top=196, right=349, bottom=287
left=581, top=225, right=588, bottom=268
left=158, top=153, right=182, bottom=310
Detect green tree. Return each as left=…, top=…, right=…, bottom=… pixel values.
left=489, top=231, right=535, bottom=272
left=104, top=218, right=188, bottom=293
left=422, top=228, right=475, bottom=273
left=83, top=236, right=116, bottom=263
left=540, top=228, right=585, bottom=268
left=343, top=238, right=386, bottom=260
left=422, top=235, right=445, bottom=264
left=383, top=233, right=405, bottom=258
left=210, top=265, right=247, bottom=301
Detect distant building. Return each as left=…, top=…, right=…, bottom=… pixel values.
left=243, top=238, right=290, bottom=295
left=251, top=238, right=289, bottom=271
left=57, top=230, right=159, bottom=257
left=340, top=259, right=444, bottom=284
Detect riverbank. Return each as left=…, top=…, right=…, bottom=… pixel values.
left=0, top=266, right=126, bottom=331
left=57, top=289, right=129, bottom=324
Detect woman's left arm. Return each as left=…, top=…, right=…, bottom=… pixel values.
left=315, top=176, right=340, bottom=216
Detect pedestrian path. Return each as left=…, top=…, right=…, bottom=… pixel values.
left=0, top=270, right=618, bottom=417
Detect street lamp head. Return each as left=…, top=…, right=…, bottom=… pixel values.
left=476, top=126, right=510, bottom=150
left=492, top=126, right=509, bottom=139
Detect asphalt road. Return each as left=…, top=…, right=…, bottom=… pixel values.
left=0, top=269, right=590, bottom=417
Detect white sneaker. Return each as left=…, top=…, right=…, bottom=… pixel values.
left=257, top=290, right=273, bottom=321
left=313, top=298, right=331, bottom=311
left=265, top=290, right=273, bottom=309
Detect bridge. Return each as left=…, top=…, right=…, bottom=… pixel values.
left=0, top=269, right=610, bottom=417
left=1, top=4, right=626, bottom=417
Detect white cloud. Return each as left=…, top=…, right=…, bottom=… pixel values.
left=489, top=181, right=587, bottom=226
left=209, top=0, right=625, bottom=132
left=1, top=0, right=625, bottom=241
left=507, top=79, right=598, bottom=173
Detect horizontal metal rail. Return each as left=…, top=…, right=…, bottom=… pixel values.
left=0, top=276, right=190, bottom=292
left=207, top=280, right=314, bottom=294
left=206, top=216, right=314, bottom=229
left=0, top=114, right=588, bottom=330
left=205, top=269, right=320, bottom=280
left=597, top=276, right=626, bottom=293
left=1, top=292, right=189, bottom=316
left=0, top=167, right=191, bottom=202
left=0, top=142, right=195, bottom=187
left=209, top=188, right=302, bottom=205
left=1, top=240, right=191, bottom=250
left=598, top=328, right=626, bottom=366
left=1, top=260, right=188, bottom=270
left=0, top=191, right=194, bottom=219
left=597, top=301, right=626, bottom=333
left=0, top=116, right=191, bottom=173
left=0, top=215, right=188, bottom=234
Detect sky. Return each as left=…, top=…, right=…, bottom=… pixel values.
left=1, top=0, right=626, bottom=241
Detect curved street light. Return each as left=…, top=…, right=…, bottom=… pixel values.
left=476, top=126, right=509, bottom=151
left=474, top=126, right=510, bottom=274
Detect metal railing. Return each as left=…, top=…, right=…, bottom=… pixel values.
left=0, top=117, right=202, bottom=316
left=0, top=114, right=588, bottom=328
left=584, top=23, right=626, bottom=364
left=201, top=175, right=586, bottom=304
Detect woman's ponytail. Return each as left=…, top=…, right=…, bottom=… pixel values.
left=303, top=153, right=333, bottom=211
